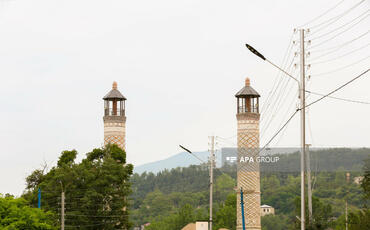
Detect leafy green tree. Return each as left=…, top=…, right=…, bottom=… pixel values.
left=0, top=195, right=56, bottom=229
left=146, top=204, right=199, bottom=230
left=215, top=174, right=235, bottom=203
left=261, top=214, right=290, bottom=230
left=213, top=193, right=236, bottom=230
left=362, top=156, right=370, bottom=200
left=23, top=144, right=133, bottom=230
left=348, top=209, right=370, bottom=230
left=293, top=196, right=333, bottom=230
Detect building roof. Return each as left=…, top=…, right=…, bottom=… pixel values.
left=235, top=78, right=260, bottom=98
left=261, top=204, right=273, bottom=208
left=103, top=82, right=127, bottom=100
left=181, top=223, right=196, bottom=230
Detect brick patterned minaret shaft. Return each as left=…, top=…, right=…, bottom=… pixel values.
left=235, top=78, right=261, bottom=230
left=103, top=82, right=127, bottom=150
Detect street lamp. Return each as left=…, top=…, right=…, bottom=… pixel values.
left=245, top=35, right=307, bottom=230
left=245, top=44, right=299, bottom=84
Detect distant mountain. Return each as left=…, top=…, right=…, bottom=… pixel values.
left=133, top=147, right=301, bottom=174
left=133, top=151, right=223, bottom=174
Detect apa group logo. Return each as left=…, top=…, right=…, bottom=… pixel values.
left=226, top=156, right=237, bottom=163
left=239, top=156, right=280, bottom=163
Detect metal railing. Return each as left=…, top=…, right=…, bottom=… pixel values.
left=104, top=108, right=125, bottom=116
left=238, top=106, right=258, bottom=114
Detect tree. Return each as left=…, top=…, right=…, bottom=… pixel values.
left=213, top=193, right=236, bottom=230
left=215, top=174, right=235, bottom=203
left=362, top=156, right=370, bottom=200
left=293, top=196, right=333, bottom=230
left=0, top=195, right=56, bottom=229
left=261, top=214, right=290, bottom=230
left=23, top=144, right=133, bottom=230
left=348, top=209, right=370, bottom=230
left=145, top=204, right=199, bottom=230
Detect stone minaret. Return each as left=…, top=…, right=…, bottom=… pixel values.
left=103, top=82, right=127, bottom=150
left=235, top=78, right=261, bottom=230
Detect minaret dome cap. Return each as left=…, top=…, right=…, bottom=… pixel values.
left=245, top=78, right=250, bottom=86
left=235, top=77, right=260, bottom=98
left=103, top=81, right=127, bottom=100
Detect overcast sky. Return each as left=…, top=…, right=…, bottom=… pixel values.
left=0, top=0, right=369, bottom=195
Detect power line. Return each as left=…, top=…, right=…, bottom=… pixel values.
left=63, top=214, right=125, bottom=218
left=298, top=0, right=346, bottom=28
left=310, top=43, right=370, bottom=64
left=261, top=34, right=295, bottom=114
left=261, top=57, right=297, bottom=131
left=273, top=90, right=299, bottom=146
left=64, top=223, right=107, bottom=228
left=259, top=69, right=370, bottom=151
left=262, top=75, right=297, bottom=137
left=305, top=68, right=370, bottom=108
left=261, top=110, right=299, bottom=152
left=309, top=10, right=369, bottom=39
left=310, top=16, right=369, bottom=48
left=309, top=0, right=366, bottom=29
left=309, top=30, right=370, bottom=53
left=311, top=55, right=370, bottom=76
left=306, top=90, right=370, bottom=105
left=217, top=136, right=237, bottom=147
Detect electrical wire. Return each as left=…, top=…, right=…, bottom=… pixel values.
left=298, top=0, right=346, bottom=28
left=261, top=34, right=295, bottom=114
left=306, top=109, right=315, bottom=145
left=309, top=0, right=366, bottom=29
left=260, top=110, right=299, bottom=154
left=309, top=30, right=370, bottom=53
left=217, top=136, right=237, bottom=147
left=305, top=68, right=370, bottom=108
left=260, top=32, right=297, bottom=118
left=311, top=55, right=370, bottom=76
left=259, top=69, right=370, bottom=153
left=309, top=10, right=369, bottom=39
left=274, top=90, right=299, bottom=146
left=310, top=16, right=369, bottom=48
left=306, top=90, right=370, bottom=104
left=63, top=214, right=125, bottom=218
left=261, top=62, right=298, bottom=136
left=64, top=223, right=108, bottom=228
left=310, top=43, right=370, bottom=65
left=261, top=54, right=296, bottom=122
left=262, top=77, right=295, bottom=136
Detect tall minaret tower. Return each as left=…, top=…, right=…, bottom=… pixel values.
left=103, top=81, right=127, bottom=150
left=235, top=78, right=261, bottom=230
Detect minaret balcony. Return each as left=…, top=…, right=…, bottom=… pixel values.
left=238, top=105, right=259, bottom=114
left=104, top=108, right=125, bottom=117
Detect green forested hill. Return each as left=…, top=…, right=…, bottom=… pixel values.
left=129, top=148, right=370, bottom=230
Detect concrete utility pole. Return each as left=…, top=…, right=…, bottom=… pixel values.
left=299, top=29, right=306, bottom=230
left=245, top=31, right=307, bottom=230
left=61, top=191, right=65, bottom=230
left=306, top=144, right=312, bottom=225
left=209, top=136, right=215, bottom=230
